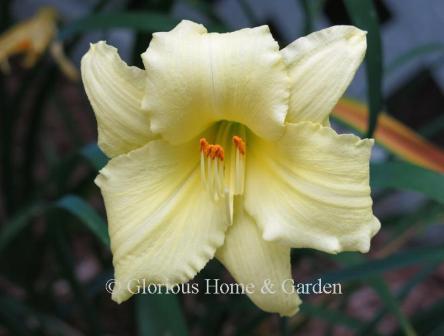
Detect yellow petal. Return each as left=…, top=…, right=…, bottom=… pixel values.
left=96, top=138, right=229, bottom=303
left=141, top=20, right=288, bottom=144
left=81, top=41, right=156, bottom=158
left=282, top=26, right=366, bottom=124
left=216, top=199, right=301, bottom=317
left=245, top=122, right=380, bottom=254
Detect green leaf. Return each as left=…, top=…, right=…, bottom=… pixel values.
left=386, top=43, right=444, bottom=74
left=360, top=262, right=439, bottom=335
left=371, top=161, right=444, bottom=204
left=56, top=195, right=110, bottom=246
left=383, top=202, right=443, bottom=249
left=135, top=294, right=188, bottom=336
left=80, top=143, right=109, bottom=171
left=393, top=298, right=444, bottom=336
left=332, top=254, right=416, bottom=336
left=316, top=246, right=444, bottom=284
left=280, top=317, right=289, bottom=336
left=344, top=0, right=383, bottom=137
left=368, top=278, right=416, bottom=336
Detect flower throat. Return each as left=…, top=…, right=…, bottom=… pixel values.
left=199, top=122, right=247, bottom=201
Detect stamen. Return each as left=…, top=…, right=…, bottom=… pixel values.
left=199, top=132, right=246, bottom=202
left=200, top=138, right=209, bottom=153
left=200, top=138, right=225, bottom=200
left=200, top=138, right=209, bottom=186
left=232, top=135, right=246, bottom=194
left=233, top=136, right=246, bottom=155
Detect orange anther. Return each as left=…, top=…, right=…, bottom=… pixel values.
left=207, top=145, right=223, bottom=160
left=199, top=138, right=225, bottom=161
left=216, top=146, right=225, bottom=161
left=200, top=139, right=224, bottom=160
left=232, top=136, right=246, bottom=155
left=200, top=138, right=209, bottom=154
left=208, top=145, right=217, bottom=159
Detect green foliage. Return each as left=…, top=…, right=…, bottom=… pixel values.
left=371, top=162, right=444, bottom=204
left=319, top=247, right=444, bottom=284
left=56, top=195, right=110, bottom=246
left=386, top=43, right=444, bottom=74
left=344, top=0, right=384, bottom=137
left=136, top=294, right=189, bottom=336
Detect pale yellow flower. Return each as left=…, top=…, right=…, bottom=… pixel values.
left=0, top=6, right=78, bottom=80
left=81, top=21, right=380, bottom=316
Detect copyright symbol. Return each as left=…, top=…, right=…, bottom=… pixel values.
left=105, top=278, right=117, bottom=293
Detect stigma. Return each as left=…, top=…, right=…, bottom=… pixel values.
left=199, top=134, right=246, bottom=201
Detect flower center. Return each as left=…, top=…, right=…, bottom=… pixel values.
left=199, top=122, right=247, bottom=202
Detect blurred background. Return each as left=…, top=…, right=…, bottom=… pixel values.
left=0, top=0, right=444, bottom=335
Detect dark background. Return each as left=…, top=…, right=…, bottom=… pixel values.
left=0, top=0, right=444, bottom=335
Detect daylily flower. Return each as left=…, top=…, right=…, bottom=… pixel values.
left=0, top=6, right=78, bottom=80
left=81, top=21, right=380, bottom=316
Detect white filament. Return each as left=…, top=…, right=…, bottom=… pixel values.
left=200, top=154, right=225, bottom=200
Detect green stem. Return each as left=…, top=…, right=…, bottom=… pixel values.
left=280, top=317, right=289, bottom=336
